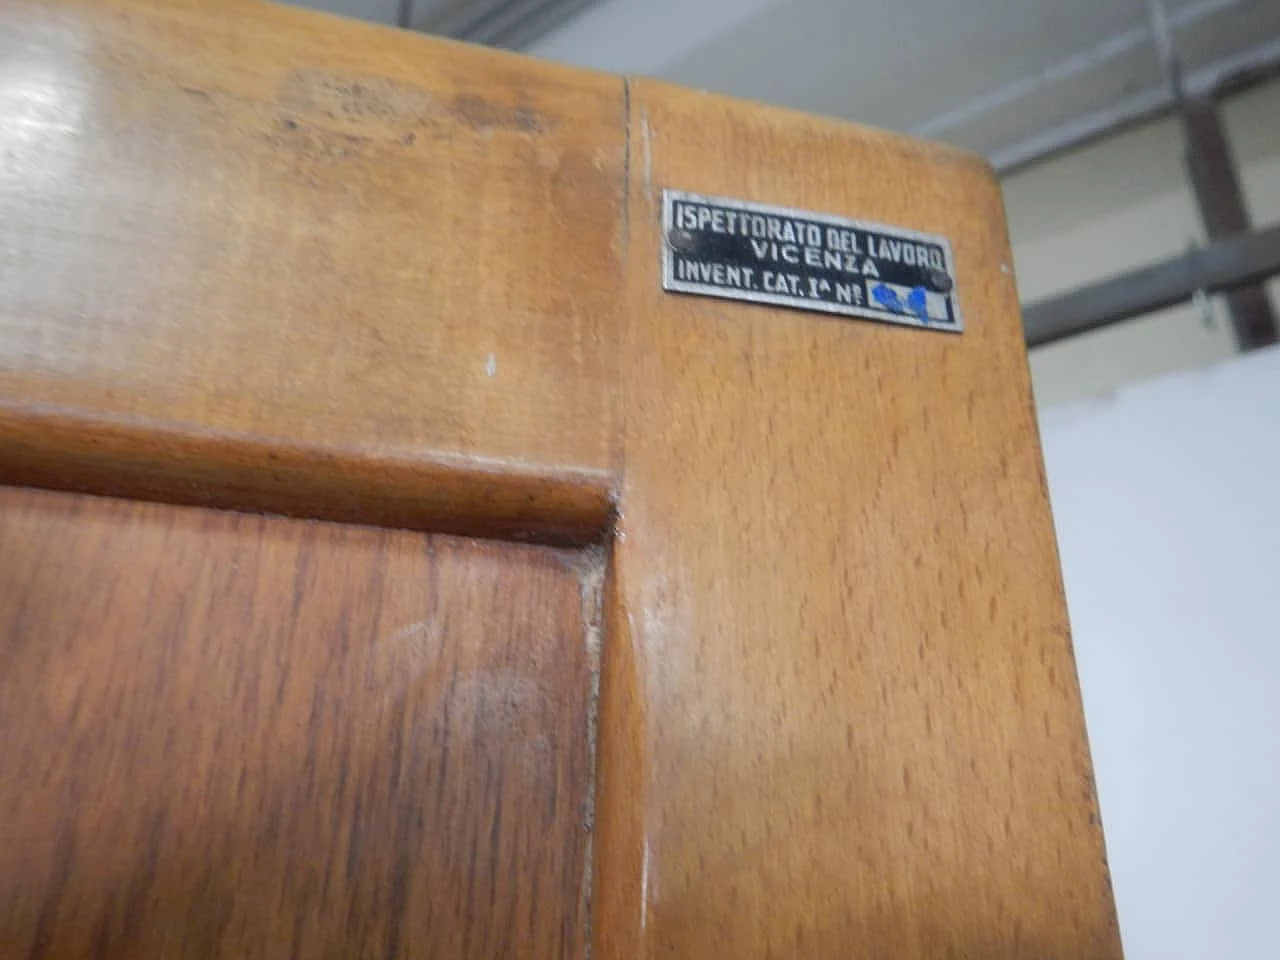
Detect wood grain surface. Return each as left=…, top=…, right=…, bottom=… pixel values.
left=0, top=0, right=623, bottom=542
left=0, top=2, right=1123, bottom=955
left=595, top=78, right=1124, bottom=960
left=0, top=485, right=597, bottom=959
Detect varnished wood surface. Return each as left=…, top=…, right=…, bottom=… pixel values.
left=0, top=2, right=1122, bottom=955
left=0, top=0, right=622, bottom=542
left=0, top=485, right=596, bottom=959
left=595, top=79, right=1123, bottom=959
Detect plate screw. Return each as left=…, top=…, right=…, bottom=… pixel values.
left=925, top=267, right=953, bottom=293
left=667, top=228, right=696, bottom=254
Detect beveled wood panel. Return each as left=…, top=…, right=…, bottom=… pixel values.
left=0, top=485, right=597, bottom=959
left=0, top=0, right=623, bottom=541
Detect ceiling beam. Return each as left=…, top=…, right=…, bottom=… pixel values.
left=1180, top=96, right=1279, bottom=350
left=1022, top=224, right=1280, bottom=348
left=990, top=36, right=1280, bottom=175
left=911, top=0, right=1243, bottom=141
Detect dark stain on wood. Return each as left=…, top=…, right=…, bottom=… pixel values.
left=449, top=93, right=547, bottom=134
left=280, top=69, right=439, bottom=126
left=276, top=69, right=549, bottom=144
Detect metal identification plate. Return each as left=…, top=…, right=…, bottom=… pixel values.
left=662, top=190, right=962, bottom=332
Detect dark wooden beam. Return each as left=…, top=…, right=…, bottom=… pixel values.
left=1023, top=224, right=1280, bottom=348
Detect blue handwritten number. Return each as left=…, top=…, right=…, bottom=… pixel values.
left=906, top=287, right=929, bottom=324
left=871, top=284, right=931, bottom=324
left=871, top=283, right=902, bottom=312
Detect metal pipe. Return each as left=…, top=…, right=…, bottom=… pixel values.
left=458, top=0, right=584, bottom=47
left=910, top=0, right=1240, bottom=140
left=1180, top=96, right=1279, bottom=349
left=1145, top=0, right=1182, bottom=90
left=990, top=36, right=1280, bottom=174
left=1022, top=223, right=1280, bottom=347
left=423, top=0, right=600, bottom=46
left=486, top=0, right=599, bottom=50
left=423, top=0, right=517, bottom=36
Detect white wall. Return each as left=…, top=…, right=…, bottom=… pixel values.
left=1006, top=78, right=1280, bottom=408
left=1040, top=344, right=1280, bottom=960
left=1018, top=79, right=1280, bottom=960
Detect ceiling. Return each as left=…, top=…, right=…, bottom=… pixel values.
left=288, top=0, right=1280, bottom=168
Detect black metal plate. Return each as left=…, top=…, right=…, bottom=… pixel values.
left=662, top=190, right=963, bottom=333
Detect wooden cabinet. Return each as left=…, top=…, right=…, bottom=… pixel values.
left=0, top=1, right=1122, bottom=956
